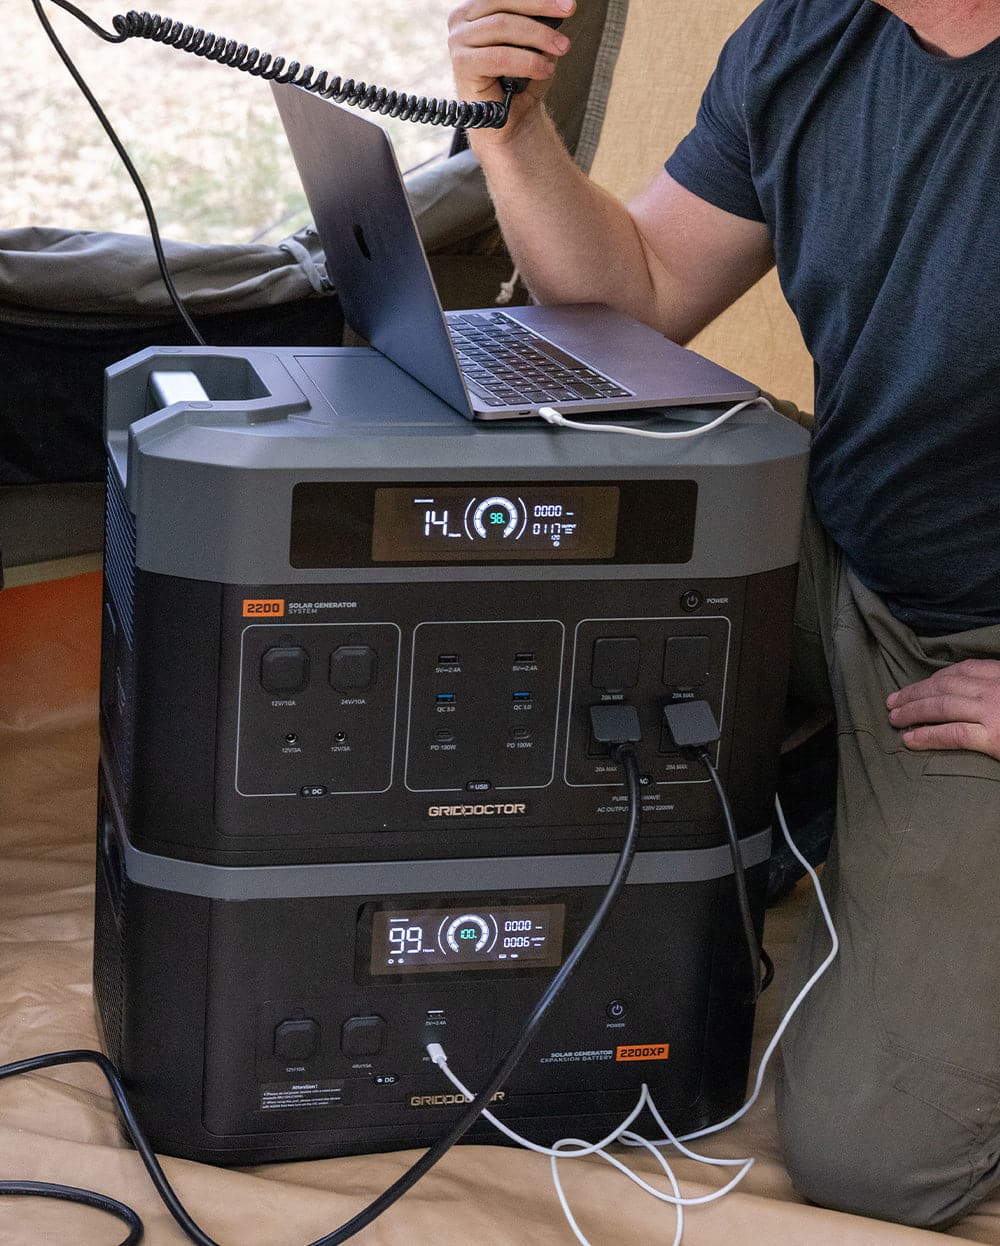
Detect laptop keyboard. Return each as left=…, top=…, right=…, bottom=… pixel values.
left=447, top=312, right=633, bottom=408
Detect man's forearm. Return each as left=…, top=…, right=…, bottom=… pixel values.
left=471, top=108, right=663, bottom=327
left=448, top=0, right=774, bottom=343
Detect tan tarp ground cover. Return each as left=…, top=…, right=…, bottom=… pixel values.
left=3, top=571, right=1000, bottom=1244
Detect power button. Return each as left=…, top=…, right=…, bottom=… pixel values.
left=680, top=590, right=703, bottom=613
left=606, top=999, right=628, bottom=1021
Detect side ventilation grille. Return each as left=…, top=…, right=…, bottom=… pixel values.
left=104, top=463, right=136, bottom=647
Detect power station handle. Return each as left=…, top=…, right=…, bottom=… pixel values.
left=147, top=371, right=209, bottom=413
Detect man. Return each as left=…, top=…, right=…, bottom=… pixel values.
left=447, top=0, right=1000, bottom=1228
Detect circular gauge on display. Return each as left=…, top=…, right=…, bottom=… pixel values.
left=443, top=913, right=495, bottom=954
left=469, top=496, right=524, bottom=541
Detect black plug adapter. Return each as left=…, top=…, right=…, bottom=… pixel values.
left=589, top=704, right=641, bottom=756
left=661, top=700, right=721, bottom=753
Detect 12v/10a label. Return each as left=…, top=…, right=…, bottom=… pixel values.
left=260, top=1081, right=344, bottom=1111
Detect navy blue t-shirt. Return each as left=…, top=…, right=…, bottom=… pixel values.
left=666, top=0, right=1000, bottom=634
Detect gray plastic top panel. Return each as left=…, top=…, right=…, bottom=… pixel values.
left=104, top=346, right=810, bottom=584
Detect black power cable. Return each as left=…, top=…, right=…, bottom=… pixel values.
left=31, top=0, right=207, bottom=346
left=29, top=0, right=519, bottom=351
left=29, top=0, right=525, bottom=350
left=696, top=748, right=765, bottom=1001
left=0, top=1181, right=142, bottom=1245
left=320, top=744, right=642, bottom=1244
left=660, top=700, right=770, bottom=1000
left=0, top=743, right=643, bottom=1246
left=17, top=9, right=649, bottom=1235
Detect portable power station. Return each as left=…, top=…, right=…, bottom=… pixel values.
left=94, top=345, right=809, bottom=1165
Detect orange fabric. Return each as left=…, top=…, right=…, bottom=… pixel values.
left=3, top=573, right=1000, bottom=1244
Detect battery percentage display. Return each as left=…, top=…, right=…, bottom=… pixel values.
left=370, top=485, right=619, bottom=562
left=369, top=903, right=566, bottom=975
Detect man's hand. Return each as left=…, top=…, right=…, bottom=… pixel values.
left=887, top=659, right=1000, bottom=761
left=447, top=0, right=575, bottom=143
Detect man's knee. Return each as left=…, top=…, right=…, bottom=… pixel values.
left=776, top=1063, right=986, bottom=1230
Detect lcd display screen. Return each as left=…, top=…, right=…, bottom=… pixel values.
left=289, top=479, right=697, bottom=567
left=369, top=903, right=566, bottom=975
left=370, top=486, right=620, bottom=562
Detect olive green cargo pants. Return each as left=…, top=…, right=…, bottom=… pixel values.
left=775, top=502, right=1000, bottom=1229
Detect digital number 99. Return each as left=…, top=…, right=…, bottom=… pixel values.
left=388, top=926, right=423, bottom=956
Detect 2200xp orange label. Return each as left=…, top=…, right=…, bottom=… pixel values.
left=615, top=1044, right=670, bottom=1062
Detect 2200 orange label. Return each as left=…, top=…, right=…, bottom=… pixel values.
left=242, top=599, right=285, bottom=617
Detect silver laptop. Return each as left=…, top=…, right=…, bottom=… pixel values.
left=273, top=83, right=758, bottom=421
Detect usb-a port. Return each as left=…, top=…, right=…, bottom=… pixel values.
left=438, top=653, right=459, bottom=664
left=436, top=692, right=456, bottom=704
left=514, top=651, right=535, bottom=663
left=512, top=691, right=532, bottom=703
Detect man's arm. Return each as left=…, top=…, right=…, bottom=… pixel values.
left=448, top=0, right=774, bottom=343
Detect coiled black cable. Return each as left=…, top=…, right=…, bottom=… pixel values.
left=47, top=0, right=515, bottom=128
left=33, top=0, right=518, bottom=345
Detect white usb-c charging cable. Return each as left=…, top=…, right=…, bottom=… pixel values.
left=428, top=793, right=839, bottom=1246
left=536, top=396, right=775, bottom=440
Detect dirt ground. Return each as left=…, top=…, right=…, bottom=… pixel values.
left=5, top=0, right=458, bottom=245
